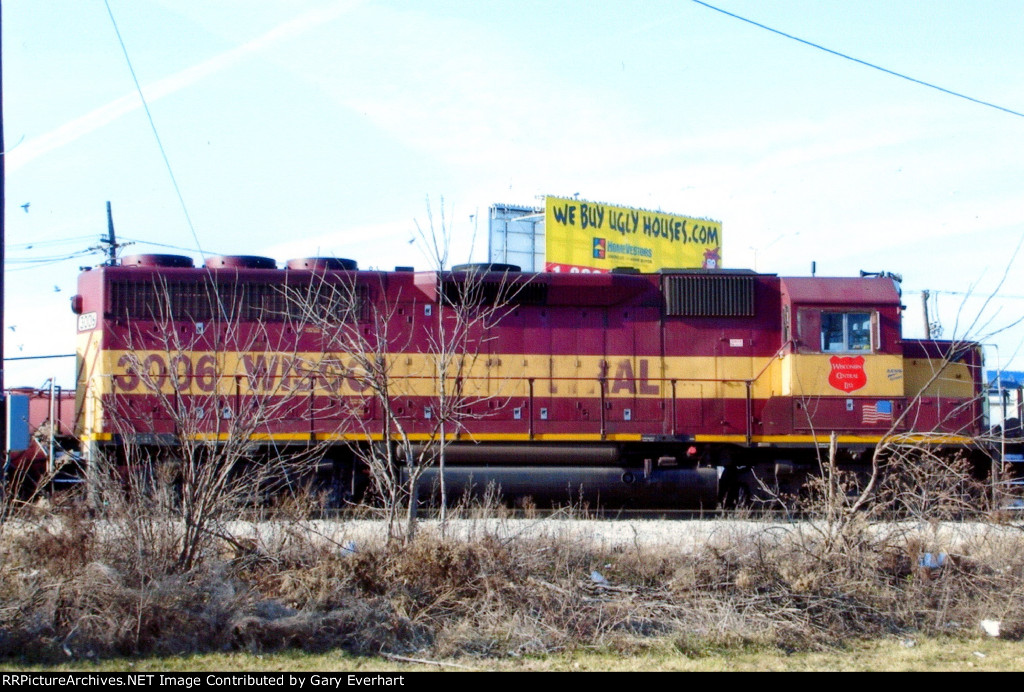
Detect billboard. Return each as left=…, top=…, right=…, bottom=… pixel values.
left=543, top=196, right=722, bottom=273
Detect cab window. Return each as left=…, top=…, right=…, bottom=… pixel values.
left=821, top=312, right=872, bottom=352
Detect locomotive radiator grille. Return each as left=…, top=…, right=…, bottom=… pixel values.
left=663, top=274, right=755, bottom=317
left=108, top=280, right=370, bottom=322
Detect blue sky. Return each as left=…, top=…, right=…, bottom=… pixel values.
left=4, top=0, right=1024, bottom=387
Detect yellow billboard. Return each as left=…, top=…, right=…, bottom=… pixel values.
left=544, top=196, right=722, bottom=273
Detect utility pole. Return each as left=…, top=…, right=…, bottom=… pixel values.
left=104, top=201, right=118, bottom=265
left=921, top=290, right=931, bottom=339
left=1, top=0, right=8, bottom=480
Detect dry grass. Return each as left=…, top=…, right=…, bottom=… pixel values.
left=2, top=479, right=1024, bottom=664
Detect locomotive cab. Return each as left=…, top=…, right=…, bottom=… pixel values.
left=776, top=276, right=907, bottom=436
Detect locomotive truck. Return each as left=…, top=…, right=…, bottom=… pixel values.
left=65, top=254, right=987, bottom=508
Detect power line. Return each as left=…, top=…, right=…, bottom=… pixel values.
left=691, top=0, right=1024, bottom=119
left=5, top=252, right=95, bottom=265
left=104, top=4, right=236, bottom=325
left=7, top=235, right=97, bottom=250
left=103, top=0, right=208, bottom=259
left=118, top=236, right=227, bottom=257
left=3, top=249, right=105, bottom=271
left=3, top=354, right=75, bottom=362
left=905, top=288, right=1024, bottom=301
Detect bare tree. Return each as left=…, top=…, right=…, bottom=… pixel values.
left=102, top=274, right=329, bottom=570
left=284, top=271, right=416, bottom=540
left=284, top=261, right=529, bottom=540
left=281, top=201, right=530, bottom=539
left=410, top=198, right=536, bottom=522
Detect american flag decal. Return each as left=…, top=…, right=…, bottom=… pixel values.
left=862, top=400, right=893, bottom=424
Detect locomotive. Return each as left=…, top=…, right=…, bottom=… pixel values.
left=66, top=254, right=987, bottom=508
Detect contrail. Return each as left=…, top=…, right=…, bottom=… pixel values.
left=8, top=0, right=362, bottom=172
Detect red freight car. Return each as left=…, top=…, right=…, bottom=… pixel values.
left=5, top=386, right=79, bottom=487
left=69, top=255, right=987, bottom=508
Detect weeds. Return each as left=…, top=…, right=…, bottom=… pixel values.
left=2, top=471, right=1024, bottom=662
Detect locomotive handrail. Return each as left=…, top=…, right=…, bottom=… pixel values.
left=100, top=360, right=791, bottom=389
left=98, top=343, right=797, bottom=446
left=743, top=340, right=795, bottom=445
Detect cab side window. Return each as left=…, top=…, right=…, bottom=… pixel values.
left=821, top=312, right=872, bottom=352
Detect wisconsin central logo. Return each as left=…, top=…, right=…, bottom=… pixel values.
left=828, top=355, right=867, bottom=392
left=592, top=237, right=606, bottom=259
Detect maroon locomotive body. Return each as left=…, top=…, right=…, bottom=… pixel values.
left=67, top=254, right=986, bottom=507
